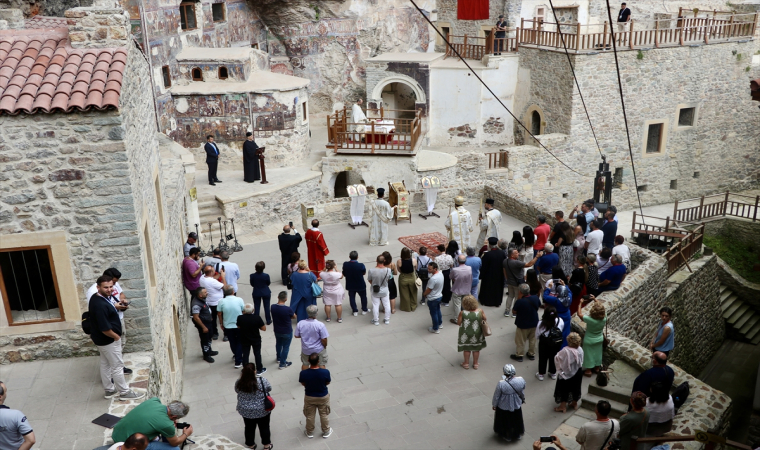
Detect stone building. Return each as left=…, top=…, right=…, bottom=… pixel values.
left=0, top=3, right=192, bottom=401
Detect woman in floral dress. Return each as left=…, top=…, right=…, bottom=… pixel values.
left=456, top=295, right=487, bottom=369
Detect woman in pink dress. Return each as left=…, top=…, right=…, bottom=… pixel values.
left=321, top=260, right=345, bottom=323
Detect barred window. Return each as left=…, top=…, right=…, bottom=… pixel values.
left=0, top=247, right=64, bottom=325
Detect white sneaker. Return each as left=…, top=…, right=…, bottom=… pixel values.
left=304, top=430, right=314, bottom=439
left=361, top=311, right=368, bottom=315
left=384, top=319, right=390, bottom=325
left=322, top=427, right=333, bottom=438
left=428, top=327, right=440, bottom=334
left=535, top=372, right=544, bottom=381
left=353, top=312, right=358, bottom=316
left=550, top=373, right=557, bottom=380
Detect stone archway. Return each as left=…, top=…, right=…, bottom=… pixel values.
left=371, top=74, right=427, bottom=106
left=523, top=104, right=546, bottom=145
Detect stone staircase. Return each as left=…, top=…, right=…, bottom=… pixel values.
left=720, top=284, right=760, bottom=345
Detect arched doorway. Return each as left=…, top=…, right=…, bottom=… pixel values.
left=381, top=83, right=417, bottom=131
left=334, top=171, right=349, bottom=198
left=531, top=111, right=541, bottom=136
left=523, top=105, right=546, bottom=144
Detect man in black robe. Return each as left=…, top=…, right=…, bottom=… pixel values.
left=278, top=223, right=302, bottom=284
left=242, top=132, right=260, bottom=183
left=479, top=236, right=506, bottom=307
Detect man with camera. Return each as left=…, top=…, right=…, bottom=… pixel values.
left=576, top=400, right=619, bottom=450
left=533, top=436, right=569, bottom=450
left=111, top=398, right=193, bottom=450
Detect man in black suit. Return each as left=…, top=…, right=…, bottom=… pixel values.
left=278, top=223, right=302, bottom=284
left=204, top=135, right=222, bottom=186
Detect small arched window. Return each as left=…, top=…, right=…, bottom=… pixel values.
left=218, top=66, right=228, bottom=80
left=192, top=67, right=202, bottom=81
left=531, top=110, right=541, bottom=136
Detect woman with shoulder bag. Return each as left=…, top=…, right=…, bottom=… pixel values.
left=416, top=247, right=431, bottom=305
left=456, top=295, right=487, bottom=369
left=290, top=260, right=317, bottom=322
left=236, top=363, right=274, bottom=449
left=492, top=364, right=526, bottom=442
left=535, top=306, right=564, bottom=381
left=397, top=247, right=418, bottom=312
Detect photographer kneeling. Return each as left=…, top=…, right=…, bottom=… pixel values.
left=111, top=398, right=193, bottom=450
left=533, top=435, right=569, bottom=450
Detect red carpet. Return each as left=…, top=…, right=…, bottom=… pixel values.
left=398, top=232, right=449, bottom=256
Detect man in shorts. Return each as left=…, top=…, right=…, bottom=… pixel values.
left=294, top=305, right=329, bottom=370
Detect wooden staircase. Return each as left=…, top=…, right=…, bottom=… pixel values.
left=720, top=284, right=760, bottom=345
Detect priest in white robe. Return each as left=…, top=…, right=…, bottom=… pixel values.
left=369, top=188, right=396, bottom=246
left=351, top=99, right=367, bottom=133
left=476, top=198, right=502, bottom=250
left=445, top=196, right=473, bottom=251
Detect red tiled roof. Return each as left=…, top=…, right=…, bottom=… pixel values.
left=24, top=16, right=68, bottom=29
left=0, top=29, right=127, bottom=115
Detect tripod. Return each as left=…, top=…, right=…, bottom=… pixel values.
left=217, top=217, right=229, bottom=252
left=206, top=222, right=215, bottom=256
left=223, top=220, right=234, bottom=256
left=229, top=218, right=243, bottom=252
left=195, top=223, right=206, bottom=257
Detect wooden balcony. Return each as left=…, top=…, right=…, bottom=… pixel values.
left=326, top=107, right=423, bottom=156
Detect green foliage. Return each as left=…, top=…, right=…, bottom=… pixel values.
left=747, top=66, right=752, bottom=72
left=637, top=50, right=644, bottom=60
left=732, top=50, right=738, bottom=55
left=703, top=234, right=760, bottom=283
left=737, top=53, right=743, bottom=61
left=312, top=4, right=320, bottom=20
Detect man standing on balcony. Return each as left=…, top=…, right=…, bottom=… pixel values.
left=494, top=15, right=507, bottom=55
left=351, top=99, right=367, bottom=133
left=617, top=3, right=631, bottom=36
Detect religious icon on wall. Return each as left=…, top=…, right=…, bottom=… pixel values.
left=347, top=185, right=358, bottom=197
left=430, top=176, right=441, bottom=188
left=357, top=184, right=368, bottom=196
left=421, top=177, right=432, bottom=189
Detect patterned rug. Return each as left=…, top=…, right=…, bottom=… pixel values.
left=398, top=232, right=449, bottom=256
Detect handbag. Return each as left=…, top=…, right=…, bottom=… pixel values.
left=259, top=379, right=275, bottom=411
left=602, top=318, right=610, bottom=351
left=414, top=267, right=422, bottom=288
left=481, top=311, right=492, bottom=336
left=596, top=365, right=613, bottom=386
left=311, top=280, right=323, bottom=297
left=372, top=269, right=389, bottom=294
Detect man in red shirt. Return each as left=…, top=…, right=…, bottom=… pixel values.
left=533, top=215, right=551, bottom=257
left=305, top=219, right=329, bottom=279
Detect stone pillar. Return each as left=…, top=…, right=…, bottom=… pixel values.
left=65, top=0, right=130, bottom=49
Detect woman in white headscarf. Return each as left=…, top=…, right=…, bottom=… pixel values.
left=492, top=364, right=526, bottom=442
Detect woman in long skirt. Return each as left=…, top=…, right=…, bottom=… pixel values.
left=396, top=248, right=418, bottom=312
left=492, top=364, right=526, bottom=442
left=553, top=332, right=584, bottom=413
left=578, top=297, right=606, bottom=376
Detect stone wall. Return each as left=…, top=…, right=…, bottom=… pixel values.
left=484, top=181, right=558, bottom=227
left=606, top=330, right=731, bottom=450
left=515, top=41, right=760, bottom=211
left=65, top=1, right=130, bottom=49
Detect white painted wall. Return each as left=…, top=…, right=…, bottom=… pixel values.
left=428, top=55, right=519, bottom=147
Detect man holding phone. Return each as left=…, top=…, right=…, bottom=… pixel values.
left=86, top=268, right=133, bottom=374
left=534, top=436, right=569, bottom=450
left=278, top=222, right=302, bottom=284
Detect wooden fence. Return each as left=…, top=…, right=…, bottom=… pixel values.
left=486, top=150, right=508, bottom=169
left=630, top=212, right=704, bottom=274
left=518, top=13, right=757, bottom=52
left=444, top=33, right=518, bottom=60
left=673, top=191, right=760, bottom=223
left=326, top=107, right=422, bottom=155
left=664, top=223, right=705, bottom=274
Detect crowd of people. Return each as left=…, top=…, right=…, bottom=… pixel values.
left=16, top=199, right=674, bottom=450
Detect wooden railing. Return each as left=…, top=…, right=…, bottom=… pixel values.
left=665, top=223, right=705, bottom=274
left=486, top=150, right=508, bottom=169
left=326, top=106, right=422, bottom=154
left=444, top=32, right=517, bottom=60
left=630, top=213, right=704, bottom=274
left=673, top=191, right=760, bottom=223
left=518, top=13, right=757, bottom=52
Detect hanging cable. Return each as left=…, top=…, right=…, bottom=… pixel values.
left=409, top=0, right=590, bottom=178
left=604, top=0, right=645, bottom=218
left=546, top=0, right=604, bottom=159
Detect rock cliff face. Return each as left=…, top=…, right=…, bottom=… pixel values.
left=258, top=0, right=436, bottom=112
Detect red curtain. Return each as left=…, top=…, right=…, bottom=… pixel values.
left=457, top=0, right=490, bottom=20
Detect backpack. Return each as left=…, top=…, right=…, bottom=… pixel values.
left=81, top=311, right=91, bottom=334
left=417, top=257, right=429, bottom=281
left=540, top=320, right=563, bottom=346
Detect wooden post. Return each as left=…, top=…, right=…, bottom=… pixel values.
left=678, top=7, right=683, bottom=19
left=603, top=21, right=609, bottom=49
left=754, top=195, right=759, bottom=222
left=673, top=199, right=679, bottom=221
left=370, top=121, right=376, bottom=154
left=665, top=216, right=670, bottom=232
left=698, top=195, right=704, bottom=220
left=515, top=27, right=520, bottom=50
left=631, top=211, right=637, bottom=239
left=258, top=147, right=268, bottom=184
left=655, top=19, right=660, bottom=47
left=576, top=22, right=581, bottom=50
left=679, top=24, right=684, bottom=45
left=629, top=19, right=634, bottom=49
left=380, top=104, right=384, bottom=120
left=724, top=190, right=730, bottom=216
left=705, top=18, right=711, bottom=43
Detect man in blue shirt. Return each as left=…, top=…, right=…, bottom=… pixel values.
left=510, top=284, right=540, bottom=362
left=464, top=246, right=482, bottom=297
left=598, top=255, right=627, bottom=291
left=342, top=251, right=368, bottom=316
left=299, top=353, right=333, bottom=439
left=535, top=243, right=559, bottom=286
left=601, top=210, right=618, bottom=249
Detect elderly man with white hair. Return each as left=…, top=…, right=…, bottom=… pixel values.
left=295, top=305, right=329, bottom=370
left=237, top=303, right=267, bottom=375
left=534, top=243, right=559, bottom=287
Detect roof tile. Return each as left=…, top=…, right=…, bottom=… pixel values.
left=0, top=29, right=127, bottom=114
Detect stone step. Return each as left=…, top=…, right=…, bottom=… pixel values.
left=739, top=314, right=760, bottom=336
left=752, top=334, right=760, bottom=345
left=719, top=289, right=734, bottom=305
left=734, top=310, right=755, bottom=330
left=727, top=304, right=751, bottom=325
left=719, top=284, right=728, bottom=295
left=588, top=382, right=631, bottom=405
left=745, top=323, right=760, bottom=341
left=722, top=295, right=742, bottom=318
left=721, top=294, right=740, bottom=313
left=580, top=393, right=627, bottom=419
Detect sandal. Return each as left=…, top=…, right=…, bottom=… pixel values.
left=392, top=309, right=396, bottom=314
left=325, top=318, right=331, bottom=322
left=263, top=445, right=273, bottom=450
left=473, top=363, right=479, bottom=370
left=461, top=362, right=470, bottom=369
left=584, top=370, right=593, bottom=377
left=553, top=406, right=567, bottom=413
left=337, top=318, right=343, bottom=323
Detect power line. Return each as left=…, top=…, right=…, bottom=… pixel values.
left=546, top=0, right=604, bottom=159
left=604, top=0, right=645, bottom=218
left=408, top=0, right=591, bottom=178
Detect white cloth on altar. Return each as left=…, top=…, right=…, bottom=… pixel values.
left=445, top=206, right=473, bottom=250
left=350, top=195, right=366, bottom=224
left=476, top=208, right=502, bottom=249
left=425, top=188, right=438, bottom=213
left=351, top=104, right=367, bottom=133
left=368, top=198, right=395, bottom=246
left=371, top=120, right=395, bottom=134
